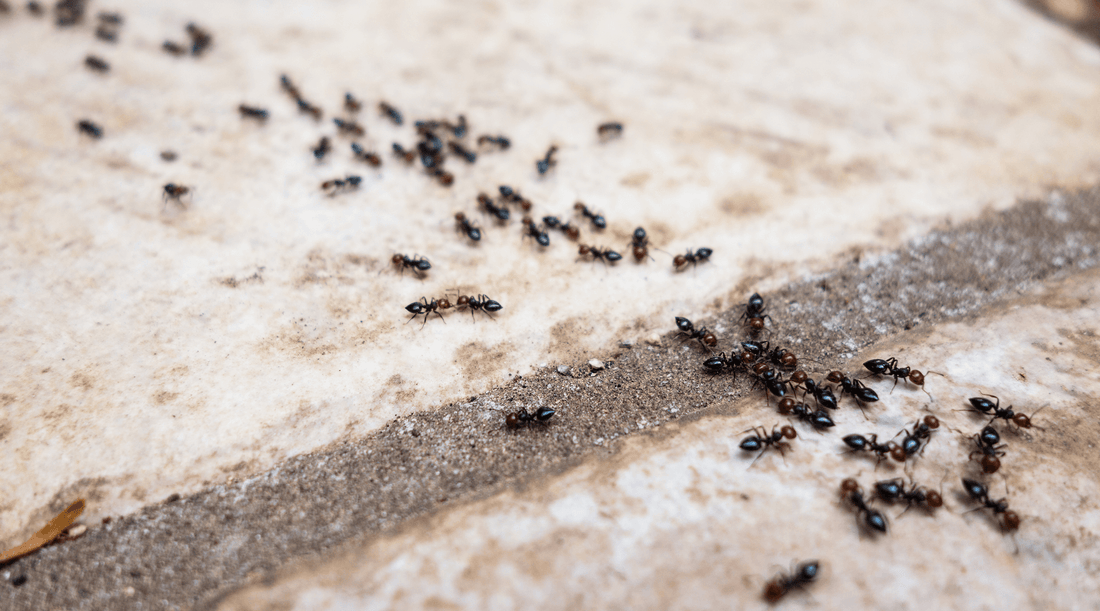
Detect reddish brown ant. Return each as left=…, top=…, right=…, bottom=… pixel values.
left=863, top=357, right=938, bottom=397
left=762, top=560, right=819, bottom=604
left=574, top=202, right=606, bottom=229
left=454, top=212, right=481, bottom=242
left=84, top=55, right=109, bottom=73
left=739, top=425, right=797, bottom=468
left=521, top=216, right=550, bottom=247
left=962, top=478, right=1021, bottom=533
left=597, top=122, right=624, bottom=140
left=738, top=292, right=771, bottom=331
left=840, top=478, right=888, bottom=534
left=673, top=248, right=713, bottom=271
left=238, top=104, right=268, bottom=121
left=675, top=317, right=717, bottom=351
left=889, top=415, right=941, bottom=462
left=455, top=294, right=503, bottom=320
left=506, top=406, right=554, bottom=428
left=536, top=145, right=558, bottom=174
left=389, top=254, right=431, bottom=277
left=630, top=227, right=654, bottom=262
left=405, top=296, right=451, bottom=326
left=962, top=394, right=1045, bottom=432
left=968, top=425, right=1006, bottom=474
left=578, top=244, right=622, bottom=264
left=351, top=143, right=382, bottom=167
left=874, top=476, right=943, bottom=517
left=379, top=101, right=403, bottom=125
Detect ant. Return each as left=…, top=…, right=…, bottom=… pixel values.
left=312, top=136, right=332, bottom=161
left=577, top=244, right=622, bottom=264
left=751, top=363, right=790, bottom=401
left=969, top=425, right=1007, bottom=474
left=344, top=92, right=361, bottom=114
left=454, top=212, right=481, bottom=242
left=477, top=193, right=510, bottom=221
left=351, top=143, right=382, bottom=167
left=428, top=168, right=454, bottom=186
left=506, top=406, right=555, bottom=428
left=160, top=150, right=177, bottom=162
left=630, top=227, right=653, bottom=262
left=842, top=434, right=896, bottom=468
left=321, top=175, right=361, bottom=195
left=521, top=216, right=550, bottom=247
left=379, top=101, right=403, bottom=125
left=280, top=74, right=302, bottom=100
left=448, top=141, right=477, bottom=163
left=963, top=394, right=1044, bottom=432
left=390, top=254, right=431, bottom=277
left=675, top=317, right=717, bottom=351
left=162, top=41, right=187, bottom=56
left=862, top=357, right=936, bottom=396
left=762, top=560, right=819, bottom=604
left=456, top=294, right=502, bottom=320
left=673, top=248, right=713, bottom=271
left=738, top=292, right=770, bottom=328
left=536, top=145, right=558, bottom=174
left=597, top=122, right=623, bottom=140
left=96, top=24, right=118, bottom=42
left=825, top=371, right=879, bottom=417
left=186, top=22, right=213, bottom=56
left=27, top=2, right=45, bottom=17
left=392, top=143, right=416, bottom=164
left=333, top=118, right=365, bottom=137
left=499, top=186, right=532, bottom=211
left=767, top=347, right=798, bottom=370
left=296, top=98, right=322, bottom=121
left=961, top=478, right=1021, bottom=533
left=574, top=202, right=606, bottom=229
left=740, top=340, right=769, bottom=362
left=450, top=115, right=467, bottom=138
left=238, top=104, right=269, bottom=121
left=476, top=135, right=510, bottom=150
left=543, top=216, right=580, bottom=241
left=873, top=477, right=943, bottom=517
left=802, top=378, right=838, bottom=410
left=163, top=183, right=190, bottom=208
left=890, top=415, right=941, bottom=461
left=840, top=478, right=888, bottom=534
left=702, top=352, right=740, bottom=373
left=84, top=55, right=109, bottom=73
left=77, top=119, right=103, bottom=139
left=405, top=296, right=451, bottom=326
left=777, top=398, right=835, bottom=431
left=739, top=425, right=797, bottom=468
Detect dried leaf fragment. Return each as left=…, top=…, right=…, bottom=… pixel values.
left=0, top=499, right=85, bottom=564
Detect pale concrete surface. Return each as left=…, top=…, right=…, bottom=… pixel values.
left=217, top=269, right=1100, bottom=611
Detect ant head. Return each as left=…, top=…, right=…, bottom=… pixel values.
left=673, top=254, right=686, bottom=267
left=455, top=212, right=466, bottom=221
left=1002, top=510, right=1021, bottom=531
left=826, top=371, right=844, bottom=384
left=923, top=415, right=940, bottom=429
left=789, top=370, right=808, bottom=385
left=925, top=490, right=944, bottom=508
left=437, top=298, right=452, bottom=310
left=981, top=455, right=1001, bottom=474
left=633, top=227, right=646, bottom=240
left=1012, top=413, right=1032, bottom=428
left=780, top=426, right=797, bottom=439
left=578, top=244, right=591, bottom=256
left=890, top=446, right=907, bottom=463
left=776, top=397, right=796, bottom=415
left=840, top=478, right=861, bottom=495
left=749, top=317, right=766, bottom=330
left=909, top=370, right=925, bottom=385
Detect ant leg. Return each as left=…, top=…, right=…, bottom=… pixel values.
left=747, top=447, right=769, bottom=470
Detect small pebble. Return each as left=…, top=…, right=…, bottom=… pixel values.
left=123, top=586, right=135, bottom=596
left=556, top=365, right=571, bottom=376
left=67, top=524, right=87, bottom=538
left=644, top=333, right=661, bottom=346
left=619, top=339, right=634, bottom=348
left=588, top=359, right=605, bottom=371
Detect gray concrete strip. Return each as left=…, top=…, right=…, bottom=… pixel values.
left=2, top=187, right=1098, bottom=610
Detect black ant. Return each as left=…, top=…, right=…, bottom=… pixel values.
left=238, top=104, right=269, bottom=121
left=456, top=294, right=502, bottom=320
left=751, top=362, right=790, bottom=401
left=840, top=478, right=888, bottom=534
left=543, top=216, right=580, bottom=241
left=961, top=478, right=1021, bottom=533
left=890, top=415, right=940, bottom=462
left=313, top=136, right=332, bottom=161
left=450, top=115, right=467, bottom=138
left=296, top=98, right=322, bottom=121
left=521, top=216, right=550, bottom=247
left=96, top=24, right=118, bottom=42
left=163, top=183, right=190, bottom=208
left=499, top=186, right=532, bottom=211
left=344, top=92, right=361, bottom=114
left=968, top=425, right=1007, bottom=474
left=740, top=340, right=769, bottom=362
left=673, top=248, right=713, bottom=271
left=739, top=425, right=797, bottom=468
left=630, top=227, right=653, bottom=262
left=163, top=41, right=187, bottom=56
left=702, top=352, right=740, bottom=373
left=392, top=143, right=416, bottom=164
left=578, top=244, right=621, bottom=264
left=77, top=119, right=103, bottom=139
left=802, top=378, right=838, bottom=410
left=84, top=55, right=109, bottom=73
left=675, top=317, right=717, bottom=351
left=477, top=193, right=509, bottom=221
left=762, top=560, right=819, bottom=604
left=963, top=394, right=1044, bottom=432
left=842, top=434, right=896, bottom=468
left=536, top=145, right=558, bottom=174
left=320, top=175, right=361, bottom=195
left=874, top=477, right=943, bottom=517
left=737, top=292, right=772, bottom=332
left=185, top=22, right=213, bottom=56
left=405, top=296, right=451, bottom=326
left=477, top=135, right=510, bottom=150
left=351, top=143, right=382, bottom=167
left=160, top=150, right=177, bottom=162
left=597, top=122, right=623, bottom=140
left=390, top=254, right=431, bottom=277
left=454, top=212, right=481, bottom=242
left=333, top=118, right=365, bottom=137
left=777, top=398, right=835, bottom=431
left=448, top=141, right=477, bottom=163
left=825, top=371, right=879, bottom=418
left=379, top=101, right=403, bottom=125
left=573, top=202, right=606, bottom=229
left=862, top=357, right=936, bottom=396
left=54, top=0, right=83, bottom=25
left=506, top=406, right=554, bottom=428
